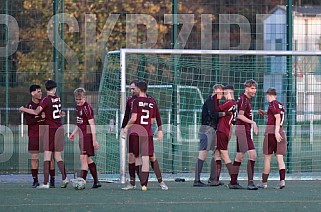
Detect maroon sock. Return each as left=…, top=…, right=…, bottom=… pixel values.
left=279, top=169, right=285, bottom=181
left=31, top=169, right=38, bottom=182
left=151, top=160, right=162, bottom=183
left=135, top=165, right=142, bottom=181
left=57, top=161, right=67, bottom=180
left=49, top=169, right=55, bottom=180
left=81, top=170, right=88, bottom=180
left=247, top=160, right=255, bottom=184
left=129, top=163, right=136, bottom=186
left=140, top=172, right=149, bottom=186
left=88, top=162, right=98, bottom=183
left=262, top=173, right=269, bottom=183
left=43, top=161, right=50, bottom=184
left=216, top=160, right=222, bottom=182
left=232, top=161, right=241, bottom=185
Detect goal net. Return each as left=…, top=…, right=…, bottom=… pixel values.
left=95, top=49, right=321, bottom=182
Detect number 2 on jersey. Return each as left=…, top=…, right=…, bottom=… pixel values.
left=53, top=104, right=61, bottom=119
left=140, top=109, right=149, bottom=125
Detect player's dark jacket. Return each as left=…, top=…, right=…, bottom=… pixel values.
left=201, top=95, right=219, bottom=130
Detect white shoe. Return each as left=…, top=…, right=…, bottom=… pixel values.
left=121, top=184, right=136, bottom=190
left=257, top=182, right=268, bottom=189
left=159, top=181, right=168, bottom=190
left=37, top=183, right=49, bottom=189
left=275, top=180, right=285, bottom=189
left=61, top=177, right=69, bottom=188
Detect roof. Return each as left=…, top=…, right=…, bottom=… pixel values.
left=270, top=5, right=321, bottom=16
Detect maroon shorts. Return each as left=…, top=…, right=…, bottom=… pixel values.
left=263, top=129, right=286, bottom=156
left=128, top=135, right=154, bottom=157
left=43, top=127, right=65, bottom=152
left=79, top=135, right=95, bottom=156
left=236, top=129, right=255, bottom=153
left=28, top=136, right=40, bottom=153
left=216, top=131, right=229, bottom=151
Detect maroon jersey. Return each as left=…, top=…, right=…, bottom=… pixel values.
left=76, top=102, right=94, bottom=136
left=131, top=97, right=156, bottom=136
left=267, top=100, right=285, bottom=126
left=147, top=95, right=162, bottom=130
left=25, top=100, right=44, bottom=137
left=121, top=95, right=137, bottom=128
left=122, top=95, right=162, bottom=130
left=236, top=93, right=253, bottom=132
left=214, top=97, right=237, bottom=136
left=39, top=95, right=62, bottom=128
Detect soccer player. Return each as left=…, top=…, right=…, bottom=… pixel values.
left=121, top=80, right=168, bottom=190
left=124, top=81, right=159, bottom=191
left=20, top=80, right=68, bottom=189
left=69, top=88, right=101, bottom=188
left=213, top=85, right=240, bottom=189
left=193, top=84, right=225, bottom=187
left=233, top=79, right=259, bottom=190
left=24, top=84, right=55, bottom=188
left=257, top=88, right=286, bottom=189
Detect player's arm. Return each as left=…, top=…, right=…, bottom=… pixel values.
left=121, top=100, right=131, bottom=129
left=88, top=119, right=99, bottom=149
left=24, top=112, right=43, bottom=125
left=154, top=103, right=163, bottom=140
left=238, top=110, right=258, bottom=135
left=212, top=94, right=228, bottom=118
left=258, top=109, right=267, bottom=117
left=19, top=105, right=43, bottom=115
left=69, top=127, right=78, bottom=141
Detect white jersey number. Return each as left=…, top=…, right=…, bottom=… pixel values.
left=53, top=104, right=61, bottom=119
left=140, top=109, right=149, bottom=125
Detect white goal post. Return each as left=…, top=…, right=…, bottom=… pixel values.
left=119, top=48, right=321, bottom=183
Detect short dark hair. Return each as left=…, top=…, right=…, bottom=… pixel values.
left=213, top=84, right=224, bottom=90
left=45, top=80, right=57, bottom=91
left=244, top=79, right=258, bottom=88
left=266, top=87, right=277, bottom=96
left=29, top=84, right=41, bottom=93
left=223, top=85, right=234, bottom=90
left=136, top=81, right=148, bottom=93
left=130, top=79, right=139, bottom=86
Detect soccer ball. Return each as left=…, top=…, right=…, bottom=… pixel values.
left=72, top=177, right=86, bottom=190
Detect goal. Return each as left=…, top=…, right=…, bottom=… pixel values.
left=95, top=49, right=321, bottom=183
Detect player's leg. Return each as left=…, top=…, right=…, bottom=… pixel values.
left=54, top=151, right=68, bottom=188
left=194, top=127, right=209, bottom=186
left=258, top=134, right=273, bottom=189
left=38, top=150, right=52, bottom=188
left=80, top=154, right=89, bottom=180
left=193, top=150, right=208, bottom=186
left=122, top=134, right=139, bottom=190
left=276, top=154, right=286, bottom=189
left=215, top=150, right=224, bottom=185
left=139, top=136, right=150, bottom=191
left=275, top=130, right=286, bottom=189
left=87, top=157, right=101, bottom=188
left=140, top=155, right=150, bottom=190
left=208, top=129, right=218, bottom=185
left=31, top=153, right=39, bottom=188
left=247, top=149, right=257, bottom=190
left=258, top=154, right=272, bottom=189
left=29, top=137, right=40, bottom=187
left=49, top=158, right=55, bottom=188
left=128, top=135, right=136, bottom=186
left=150, top=153, right=168, bottom=190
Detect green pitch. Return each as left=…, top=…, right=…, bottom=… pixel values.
left=1, top=181, right=320, bottom=211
